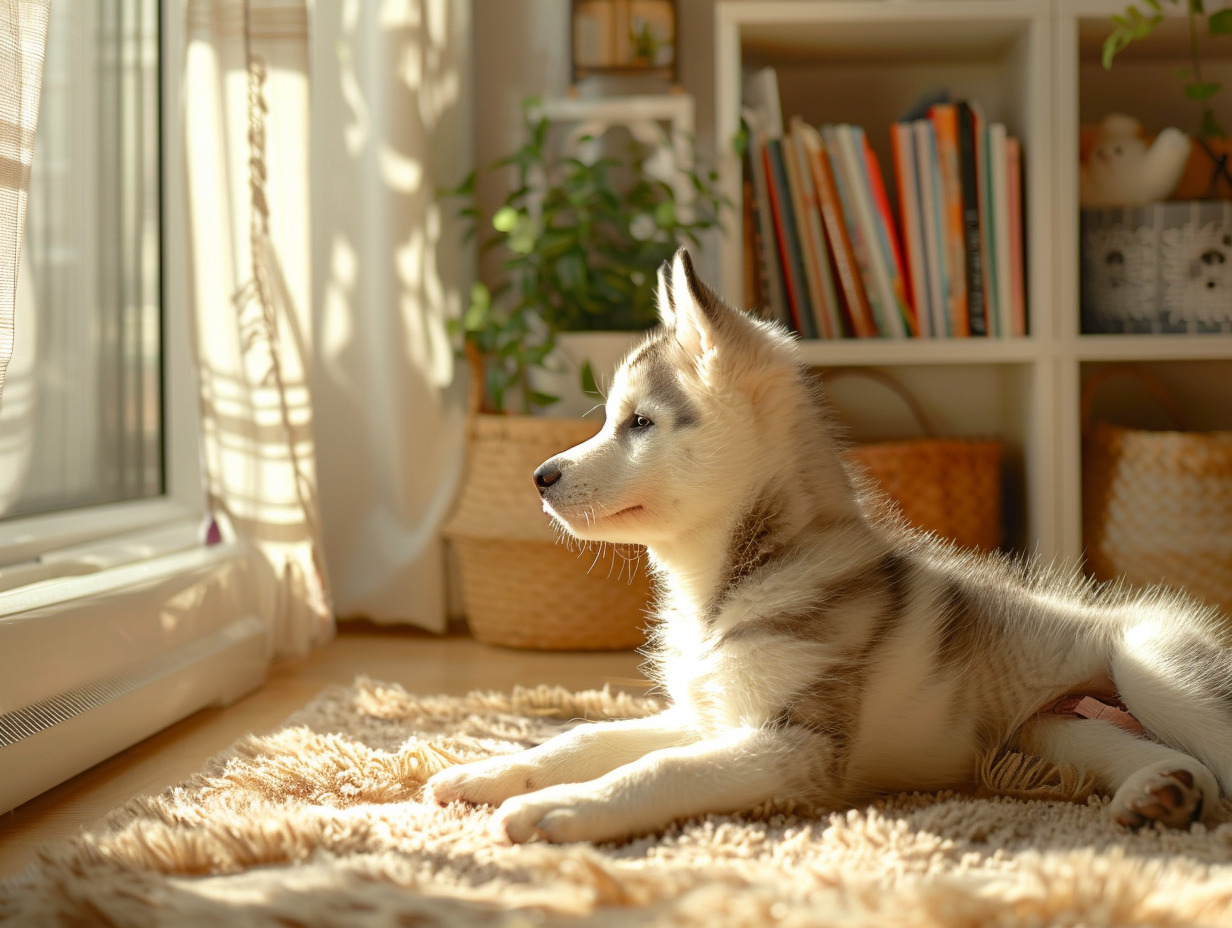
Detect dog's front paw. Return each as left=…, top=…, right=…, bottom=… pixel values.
left=1111, top=763, right=1219, bottom=829
left=490, top=786, right=621, bottom=845
left=425, top=755, right=541, bottom=807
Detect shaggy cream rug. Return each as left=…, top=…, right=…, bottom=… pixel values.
left=5, top=676, right=1232, bottom=927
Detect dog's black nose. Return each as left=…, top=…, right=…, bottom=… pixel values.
left=534, top=461, right=562, bottom=496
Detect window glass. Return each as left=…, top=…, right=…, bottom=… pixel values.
left=0, top=0, right=162, bottom=520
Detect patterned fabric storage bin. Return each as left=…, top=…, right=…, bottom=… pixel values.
left=1081, top=202, right=1232, bottom=334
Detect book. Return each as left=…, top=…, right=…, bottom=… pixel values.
left=913, top=118, right=951, bottom=338
left=780, top=127, right=823, bottom=335
left=764, top=138, right=816, bottom=337
left=831, top=124, right=908, bottom=338
left=987, top=121, right=1012, bottom=339
left=977, top=114, right=999, bottom=337
left=797, top=122, right=876, bottom=338
left=783, top=122, right=836, bottom=338
left=863, top=130, right=917, bottom=337
left=1006, top=135, right=1026, bottom=336
left=891, top=121, right=932, bottom=337
left=822, top=124, right=889, bottom=336
left=928, top=102, right=969, bottom=336
left=955, top=101, right=988, bottom=336
left=787, top=117, right=843, bottom=338
left=740, top=72, right=789, bottom=328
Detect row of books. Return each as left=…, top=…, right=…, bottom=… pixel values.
left=741, top=68, right=1027, bottom=339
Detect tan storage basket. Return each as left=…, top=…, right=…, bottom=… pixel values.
left=830, top=369, right=1004, bottom=552
left=445, top=413, right=652, bottom=650
left=1082, top=365, right=1232, bottom=613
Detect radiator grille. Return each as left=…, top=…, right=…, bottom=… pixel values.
left=0, top=631, right=245, bottom=748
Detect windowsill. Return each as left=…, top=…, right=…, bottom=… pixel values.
left=0, top=498, right=201, bottom=575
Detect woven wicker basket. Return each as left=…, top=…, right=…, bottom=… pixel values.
left=830, top=369, right=1004, bottom=552
left=445, top=413, right=652, bottom=651
left=1082, top=365, right=1232, bottom=613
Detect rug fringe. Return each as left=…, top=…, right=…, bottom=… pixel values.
left=977, top=748, right=1097, bottom=803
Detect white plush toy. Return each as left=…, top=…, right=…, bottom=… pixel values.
left=1080, top=113, right=1191, bottom=208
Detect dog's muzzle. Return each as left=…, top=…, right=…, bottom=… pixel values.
left=534, top=460, right=562, bottom=497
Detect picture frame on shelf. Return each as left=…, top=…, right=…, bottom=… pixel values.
left=571, top=0, right=677, bottom=83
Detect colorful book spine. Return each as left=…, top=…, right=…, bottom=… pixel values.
left=987, top=122, right=1011, bottom=339
left=740, top=69, right=789, bottom=327
left=764, top=138, right=816, bottom=337
left=928, top=103, right=969, bottom=337
left=788, top=118, right=843, bottom=339
left=864, top=131, right=916, bottom=337
left=913, top=119, right=951, bottom=338
left=799, top=122, right=876, bottom=338
left=956, top=101, right=988, bottom=336
left=891, top=121, right=932, bottom=337
left=741, top=109, right=790, bottom=329
left=832, top=124, right=907, bottom=338
left=1006, top=135, right=1026, bottom=336
left=823, top=124, right=891, bottom=337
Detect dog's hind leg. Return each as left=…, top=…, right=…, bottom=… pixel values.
left=490, top=727, right=803, bottom=844
left=1111, top=618, right=1232, bottom=800
left=1016, top=714, right=1221, bottom=828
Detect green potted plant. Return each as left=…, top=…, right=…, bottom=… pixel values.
left=445, top=95, right=727, bottom=416
left=1102, top=0, right=1232, bottom=198
left=441, top=95, right=726, bottom=650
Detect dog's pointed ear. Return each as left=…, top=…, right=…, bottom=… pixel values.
left=664, top=247, right=728, bottom=360
left=656, top=259, right=676, bottom=330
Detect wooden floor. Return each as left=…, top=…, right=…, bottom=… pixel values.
left=0, top=623, right=646, bottom=881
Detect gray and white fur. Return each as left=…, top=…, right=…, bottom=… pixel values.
left=428, top=248, right=1232, bottom=844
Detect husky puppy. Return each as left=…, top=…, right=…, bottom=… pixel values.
left=428, top=248, right=1232, bottom=844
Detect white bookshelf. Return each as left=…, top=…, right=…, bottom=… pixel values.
left=714, top=0, right=1232, bottom=565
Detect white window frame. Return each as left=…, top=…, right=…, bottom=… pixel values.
left=0, top=2, right=269, bottom=816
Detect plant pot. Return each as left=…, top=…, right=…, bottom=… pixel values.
left=443, top=413, right=652, bottom=650
left=1080, top=201, right=1232, bottom=334
left=530, top=330, right=646, bottom=418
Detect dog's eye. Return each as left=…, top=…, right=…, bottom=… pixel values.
left=629, top=413, right=654, bottom=431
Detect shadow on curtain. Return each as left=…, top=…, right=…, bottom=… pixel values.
left=184, top=0, right=333, bottom=658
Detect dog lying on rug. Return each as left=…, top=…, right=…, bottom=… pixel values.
left=428, top=248, right=1232, bottom=844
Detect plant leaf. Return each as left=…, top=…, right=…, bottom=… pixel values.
left=528, top=390, right=560, bottom=411
left=580, top=359, right=600, bottom=398
left=1185, top=80, right=1222, bottom=101
left=731, top=124, right=749, bottom=157
left=492, top=206, right=519, bottom=233
left=1209, top=8, right=1232, bottom=34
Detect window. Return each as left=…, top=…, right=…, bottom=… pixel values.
left=0, top=1, right=268, bottom=816
left=1, top=0, right=163, bottom=522
left=0, top=0, right=200, bottom=577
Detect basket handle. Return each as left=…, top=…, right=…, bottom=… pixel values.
left=1080, top=364, right=1187, bottom=434
left=822, top=367, right=938, bottom=438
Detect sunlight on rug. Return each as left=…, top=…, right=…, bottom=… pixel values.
left=4, top=677, right=1232, bottom=927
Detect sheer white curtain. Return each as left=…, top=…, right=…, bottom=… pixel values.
left=184, top=0, right=333, bottom=657
left=310, top=0, right=469, bottom=630
left=0, top=0, right=48, bottom=406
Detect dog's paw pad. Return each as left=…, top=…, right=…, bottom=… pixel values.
left=1113, top=768, right=1208, bottom=830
